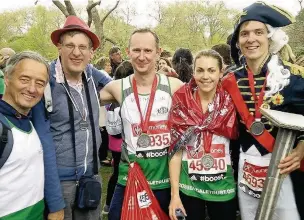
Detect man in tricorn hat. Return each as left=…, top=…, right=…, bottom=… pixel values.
left=31, top=16, right=112, bottom=220
left=222, top=1, right=304, bottom=219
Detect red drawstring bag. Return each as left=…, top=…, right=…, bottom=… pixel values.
left=121, top=162, right=170, bottom=220
left=300, top=160, right=304, bottom=172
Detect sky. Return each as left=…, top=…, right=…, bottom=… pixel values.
left=0, top=0, right=302, bottom=27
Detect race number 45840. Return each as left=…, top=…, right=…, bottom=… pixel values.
left=189, top=158, right=226, bottom=172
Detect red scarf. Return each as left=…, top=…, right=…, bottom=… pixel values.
left=169, top=78, right=238, bottom=156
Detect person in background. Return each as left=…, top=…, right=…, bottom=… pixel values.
left=95, top=56, right=112, bottom=75
left=0, top=51, right=50, bottom=220
left=109, top=46, right=123, bottom=77
left=102, top=60, right=134, bottom=216
left=158, top=57, right=172, bottom=71
left=0, top=48, right=15, bottom=98
left=157, top=57, right=178, bottom=77
left=172, top=48, right=193, bottom=83
left=160, top=50, right=172, bottom=59
left=95, top=56, right=112, bottom=166
left=211, top=44, right=232, bottom=71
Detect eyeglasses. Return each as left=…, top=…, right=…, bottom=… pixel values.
left=62, top=43, right=90, bottom=53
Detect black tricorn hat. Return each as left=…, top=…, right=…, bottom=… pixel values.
left=230, top=1, right=295, bottom=65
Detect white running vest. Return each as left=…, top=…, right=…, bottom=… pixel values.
left=120, top=74, right=172, bottom=155
left=0, top=122, right=44, bottom=218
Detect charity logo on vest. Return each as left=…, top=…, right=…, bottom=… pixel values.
left=136, top=148, right=168, bottom=158
left=157, top=107, right=169, bottom=115
left=132, top=124, right=142, bottom=136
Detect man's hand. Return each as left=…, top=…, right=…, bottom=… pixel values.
left=48, top=209, right=64, bottom=220
left=278, top=141, right=304, bottom=174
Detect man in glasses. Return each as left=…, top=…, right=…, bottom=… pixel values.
left=31, top=16, right=111, bottom=220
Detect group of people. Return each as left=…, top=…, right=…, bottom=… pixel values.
left=0, top=1, right=303, bottom=220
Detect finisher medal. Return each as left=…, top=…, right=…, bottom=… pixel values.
left=250, top=120, right=265, bottom=136
left=202, top=154, right=214, bottom=169
left=137, top=133, right=151, bottom=148
left=247, top=69, right=268, bottom=137
left=132, top=75, right=158, bottom=150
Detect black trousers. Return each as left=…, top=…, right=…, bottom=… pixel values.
left=98, top=127, right=109, bottom=161
left=180, top=192, right=236, bottom=220
left=105, top=151, right=121, bottom=206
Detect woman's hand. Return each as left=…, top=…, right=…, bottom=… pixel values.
left=169, top=195, right=186, bottom=220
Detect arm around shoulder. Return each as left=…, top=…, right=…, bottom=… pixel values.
left=99, top=79, right=122, bottom=105
left=168, top=77, right=184, bottom=95
left=31, top=100, right=65, bottom=213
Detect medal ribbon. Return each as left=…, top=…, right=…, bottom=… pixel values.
left=247, top=69, right=268, bottom=119
left=194, top=90, right=213, bottom=154
left=132, top=75, right=158, bottom=134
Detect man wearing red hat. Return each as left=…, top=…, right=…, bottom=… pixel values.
left=31, top=16, right=112, bottom=220
left=222, top=2, right=304, bottom=219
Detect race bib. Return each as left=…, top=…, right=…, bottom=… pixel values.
left=133, top=120, right=170, bottom=158
left=239, top=161, right=268, bottom=199
left=137, top=190, right=152, bottom=209
left=186, top=144, right=227, bottom=182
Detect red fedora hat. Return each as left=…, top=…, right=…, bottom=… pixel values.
left=51, top=15, right=100, bottom=50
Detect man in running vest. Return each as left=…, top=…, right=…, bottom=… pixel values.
left=100, top=28, right=184, bottom=220
left=0, top=51, right=49, bottom=220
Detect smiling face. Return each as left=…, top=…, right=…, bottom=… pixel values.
left=4, top=59, right=48, bottom=115
left=127, top=32, right=160, bottom=75
left=58, top=32, right=93, bottom=76
left=193, top=56, right=223, bottom=95
left=238, top=21, right=269, bottom=64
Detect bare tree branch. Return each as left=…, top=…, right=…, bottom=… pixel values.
left=87, top=0, right=101, bottom=27
left=101, top=0, right=120, bottom=24
left=52, top=0, right=69, bottom=17
left=105, top=37, right=117, bottom=45
left=64, top=0, right=77, bottom=16
left=299, top=0, right=304, bottom=10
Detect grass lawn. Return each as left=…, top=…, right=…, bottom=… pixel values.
left=100, top=165, right=113, bottom=220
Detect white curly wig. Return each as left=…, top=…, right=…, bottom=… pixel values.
left=265, top=24, right=290, bottom=97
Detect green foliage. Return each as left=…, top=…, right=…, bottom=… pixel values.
left=0, top=1, right=238, bottom=61
left=92, top=10, right=135, bottom=63
left=155, top=1, right=238, bottom=54
left=0, top=6, right=65, bottom=61
left=287, top=9, right=304, bottom=56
